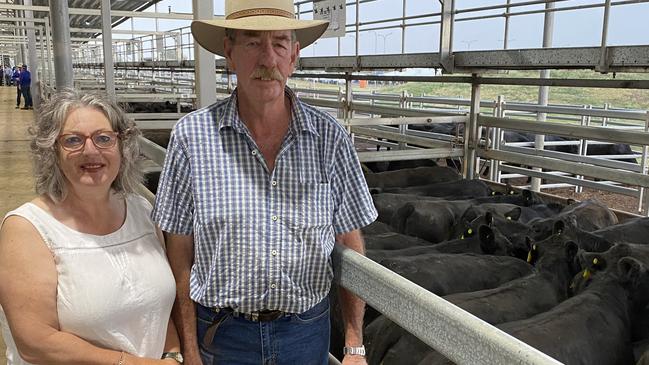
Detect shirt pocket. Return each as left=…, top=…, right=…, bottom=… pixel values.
left=295, top=182, right=334, bottom=228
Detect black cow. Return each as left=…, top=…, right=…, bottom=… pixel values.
left=364, top=166, right=461, bottom=189
left=361, top=220, right=395, bottom=235
left=364, top=232, right=433, bottom=251
left=378, top=179, right=492, bottom=199
left=372, top=193, right=443, bottom=223
left=486, top=256, right=649, bottom=365
left=592, top=217, right=649, bottom=246
left=364, top=159, right=438, bottom=173
left=528, top=199, right=618, bottom=241
left=390, top=200, right=473, bottom=243
left=380, top=253, right=532, bottom=295
left=366, top=234, right=580, bottom=365
left=366, top=225, right=503, bottom=263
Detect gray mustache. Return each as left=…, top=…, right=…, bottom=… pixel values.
left=251, top=67, right=284, bottom=81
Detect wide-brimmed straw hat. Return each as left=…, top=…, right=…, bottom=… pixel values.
left=191, top=0, right=329, bottom=57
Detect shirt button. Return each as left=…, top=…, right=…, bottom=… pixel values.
left=252, top=150, right=258, bottom=156
left=271, top=180, right=277, bottom=186
left=270, top=283, right=277, bottom=289
left=271, top=250, right=278, bottom=256
left=271, top=215, right=278, bottom=221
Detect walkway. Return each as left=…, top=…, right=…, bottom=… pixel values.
left=0, top=85, right=35, bottom=362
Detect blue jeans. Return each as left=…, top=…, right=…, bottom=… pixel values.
left=197, top=297, right=330, bottom=365
left=21, top=86, right=32, bottom=107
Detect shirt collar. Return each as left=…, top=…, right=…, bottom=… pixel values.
left=218, top=87, right=319, bottom=138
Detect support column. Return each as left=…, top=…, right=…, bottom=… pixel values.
left=101, top=0, right=115, bottom=96
left=530, top=1, right=555, bottom=192
left=23, top=0, right=40, bottom=107
left=464, top=75, right=480, bottom=179
left=45, top=19, right=53, bottom=87
left=49, top=0, right=74, bottom=88
left=439, top=0, right=454, bottom=73
left=192, top=0, right=216, bottom=107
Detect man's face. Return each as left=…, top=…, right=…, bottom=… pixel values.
left=224, top=30, right=300, bottom=104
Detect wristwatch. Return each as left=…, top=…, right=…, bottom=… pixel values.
left=343, top=345, right=366, bottom=356
left=161, top=352, right=184, bottom=364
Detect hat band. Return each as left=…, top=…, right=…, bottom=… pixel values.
left=227, top=8, right=294, bottom=20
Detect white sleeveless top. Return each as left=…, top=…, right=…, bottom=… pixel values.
left=0, top=194, right=176, bottom=364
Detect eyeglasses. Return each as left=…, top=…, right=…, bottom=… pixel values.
left=58, top=130, right=120, bottom=152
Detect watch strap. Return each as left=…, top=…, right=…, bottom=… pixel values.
left=343, top=345, right=366, bottom=356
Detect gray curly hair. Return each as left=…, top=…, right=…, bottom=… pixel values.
left=30, top=88, right=142, bottom=202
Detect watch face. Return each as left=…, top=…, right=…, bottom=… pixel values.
left=163, top=352, right=184, bottom=363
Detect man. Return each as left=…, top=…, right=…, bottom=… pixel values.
left=3, top=65, right=10, bottom=86
left=152, top=1, right=377, bottom=364
left=19, top=64, right=32, bottom=110
left=12, top=66, right=21, bottom=109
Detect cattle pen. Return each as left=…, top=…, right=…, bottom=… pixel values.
left=2, top=0, right=649, bottom=364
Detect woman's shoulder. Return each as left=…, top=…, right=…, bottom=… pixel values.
left=0, top=201, right=50, bottom=250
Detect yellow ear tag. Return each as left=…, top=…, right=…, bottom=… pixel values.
left=582, top=269, right=591, bottom=279
left=593, top=258, right=599, bottom=265
left=507, top=216, right=512, bottom=220
left=467, top=228, right=473, bottom=235
left=460, top=234, right=464, bottom=240
left=533, top=244, right=537, bottom=250
left=526, top=251, right=532, bottom=263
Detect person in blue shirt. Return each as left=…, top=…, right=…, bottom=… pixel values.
left=19, top=65, right=32, bottom=110
left=153, top=1, right=377, bottom=364
left=12, top=66, right=21, bottom=108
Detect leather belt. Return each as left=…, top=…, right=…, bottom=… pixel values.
left=213, top=307, right=286, bottom=322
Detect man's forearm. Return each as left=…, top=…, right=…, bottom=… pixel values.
left=335, top=230, right=367, bottom=346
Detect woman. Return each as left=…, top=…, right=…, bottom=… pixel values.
left=0, top=89, right=182, bottom=364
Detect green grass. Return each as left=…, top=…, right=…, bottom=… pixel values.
left=373, top=70, right=649, bottom=110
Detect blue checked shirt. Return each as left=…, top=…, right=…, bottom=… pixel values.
left=152, top=87, right=377, bottom=314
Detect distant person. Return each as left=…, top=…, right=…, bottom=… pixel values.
left=12, top=66, right=21, bottom=108
left=0, top=89, right=183, bottom=365
left=3, top=66, right=10, bottom=86
left=19, top=64, right=32, bottom=110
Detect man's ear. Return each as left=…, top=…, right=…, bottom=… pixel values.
left=291, top=42, right=301, bottom=72
left=224, top=36, right=236, bottom=71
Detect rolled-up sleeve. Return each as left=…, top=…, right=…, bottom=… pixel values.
left=151, top=128, right=194, bottom=235
left=331, top=135, right=378, bottom=235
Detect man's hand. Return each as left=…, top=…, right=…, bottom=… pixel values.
left=342, top=355, right=368, bottom=365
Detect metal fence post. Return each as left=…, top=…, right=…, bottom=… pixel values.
left=490, top=95, right=505, bottom=182
left=640, top=111, right=649, bottom=215
left=399, top=90, right=408, bottom=150
left=464, top=75, right=480, bottom=179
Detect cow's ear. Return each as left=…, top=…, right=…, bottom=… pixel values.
left=618, top=256, right=644, bottom=285
left=485, top=212, right=493, bottom=225
left=553, top=220, right=565, bottom=235
left=505, top=207, right=521, bottom=221
left=479, top=225, right=496, bottom=254
left=565, top=241, right=578, bottom=262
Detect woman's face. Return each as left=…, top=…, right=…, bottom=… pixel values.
left=57, top=107, right=121, bottom=194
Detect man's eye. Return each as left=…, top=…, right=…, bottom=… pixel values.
left=95, top=135, right=112, bottom=143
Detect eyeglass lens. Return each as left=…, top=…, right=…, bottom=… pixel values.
left=60, top=131, right=118, bottom=151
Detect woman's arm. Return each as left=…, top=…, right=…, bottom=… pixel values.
left=155, top=227, right=182, bottom=354
left=0, top=216, right=172, bottom=365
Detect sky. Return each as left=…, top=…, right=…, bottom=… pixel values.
left=111, top=0, right=649, bottom=57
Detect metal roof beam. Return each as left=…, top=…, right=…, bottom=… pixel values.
left=0, top=3, right=193, bottom=20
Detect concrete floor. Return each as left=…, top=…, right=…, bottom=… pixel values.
left=0, top=85, right=36, bottom=362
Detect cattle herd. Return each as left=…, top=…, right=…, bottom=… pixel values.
left=330, top=162, right=649, bottom=365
